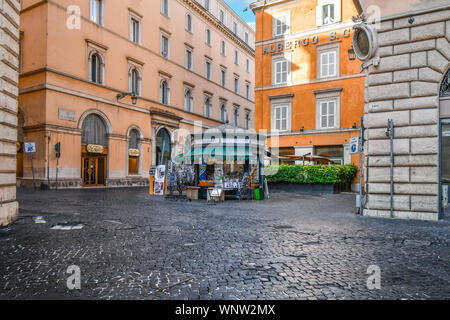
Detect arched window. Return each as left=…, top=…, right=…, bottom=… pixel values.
left=130, top=68, right=141, bottom=95
left=204, top=96, right=212, bottom=118
left=185, top=89, right=193, bottom=112
left=91, top=53, right=102, bottom=84
left=161, top=80, right=170, bottom=105
left=186, top=14, right=192, bottom=32
left=440, top=69, right=450, bottom=97
left=128, top=129, right=141, bottom=175
left=156, top=128, right=171, bottom=167
left=81, top=114, right=108, bottom=147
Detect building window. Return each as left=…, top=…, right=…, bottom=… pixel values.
left=273, top=11, right=290, bottom=37
left=205, top=59, right=212, bottom=80
left=129, top=67, right=141, bottom=96
left=233, top=21, right=238, bottom=34
left=246, top=59, right=250, bottom=72
left=185, top=47, right=193, bottom=70
left=320, top=51, right=336, bottom=78
left=160, top=79, right=170, bottom=105
left=161, top=34, right=169, bottom=58
left=234, top=50, right=239, bottom=65
left=318, top=43, right=339, bottom=78
left=90, top=0, right=103, bottom=25
left=161, top=0, right=169, bottom=16
left=221, top=40, right=226, bottom=56
left=272, top=53, right=291, bottom=85
left=204, top=0, right=210, bottom=12
left=319, top=100, right=337, bottom=129
left=245, top=32, right=249, bottom=44
left=245, top=112, right=251, bottom=130
left=130, top=16, right=141, bottom=44
left=234, top=108, right=240, bottom=127
left=186, top=14, right=193, bottom=32
left=246, top=83, right=250, bottom=99
left=219, top=8, right=225, bottom=23
left=220, top=68, right=226, bottom=87
left=205, top=29, right=211, bottom=46
left=271, top=97, right=292, bottom=132
left=234, top=76, right=239, bottom=94
left=204, top=96, right=212, bottom=118
left=90, top=53, right=103, bottom=84
left=185, top=88, right=193, bottom=112
left=220, top=102, right=227, bottom=122
left=317, top=0, right=341, bottom=27
left=273, top=105, right=288, bottom=131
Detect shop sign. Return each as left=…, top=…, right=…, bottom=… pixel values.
left=128, top=148, right=140, bottom=157
left=87, top=144, right=104, bottom=154
left=262, top=28, right=351, bottom=55
left=349, top=136, right=360, bottom=155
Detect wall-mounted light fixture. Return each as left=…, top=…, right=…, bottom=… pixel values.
left=348, top=47, right=356, bottom=61
left=116, top=92, right=138, bottom=105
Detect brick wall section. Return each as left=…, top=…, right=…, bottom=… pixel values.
left=363, top=8, right=450, bottom=221
left=0, top=0, right=20, bottom=226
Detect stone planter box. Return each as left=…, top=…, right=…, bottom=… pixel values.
left=268, top=182, right=351, bottom=195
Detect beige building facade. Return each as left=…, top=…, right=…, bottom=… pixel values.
left=18, top=0, right=255, bottom=188
left=0, top=0, right=20, bottom=225
left=356, top=0, right=450, bottom=221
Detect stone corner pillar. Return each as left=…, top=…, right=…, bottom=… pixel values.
left=0, top=0, right=20, bottom=226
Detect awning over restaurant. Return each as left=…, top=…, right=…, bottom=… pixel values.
left=175, top=146, right=256, bottom=162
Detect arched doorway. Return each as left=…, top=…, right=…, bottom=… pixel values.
left=81, top=114, right=108, bottom=186
left=439, top=68, right=450, bottom=218
left=156, top=128, right=171, bottom=167
left=16, top=109, right=25, bottom=178
left=128, top=128, right=141, bottom=175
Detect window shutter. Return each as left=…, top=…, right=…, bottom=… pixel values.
left=333, top=0, right=342, bottom=23
left=316, top=6, right=323, bottom=27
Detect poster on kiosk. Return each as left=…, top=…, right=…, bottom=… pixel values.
left=154, top=165, right=166, bottom=196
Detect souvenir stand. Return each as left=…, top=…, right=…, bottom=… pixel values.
left=175, top=124, right=267, bottom=200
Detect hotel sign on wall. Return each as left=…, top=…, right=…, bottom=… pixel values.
left=87, top=144, right=104, bottom=154
left=262, top=28, right=352, bottom=54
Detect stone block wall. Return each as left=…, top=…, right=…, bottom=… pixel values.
left=0, top=0, right=20, bottom=226
left=363, top=8, right=450, bottom=221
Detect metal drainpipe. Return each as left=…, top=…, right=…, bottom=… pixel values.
left=360, top=115, right=365, bottom=216
left=387, top=119, right=394, bottom=218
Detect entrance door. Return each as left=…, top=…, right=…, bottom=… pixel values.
left=441, top=119, right=450, bottom=218
left=82, top=156, right=106, bottom=186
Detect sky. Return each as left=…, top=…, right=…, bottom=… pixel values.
left=223, top=0, right=256, bottom=29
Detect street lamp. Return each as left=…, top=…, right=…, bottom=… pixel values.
left=348, top=47, right=356, bottom=61
left=116, top=92, right=138, bottom=105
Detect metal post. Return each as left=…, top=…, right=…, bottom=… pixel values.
left=30, top=153, right=36, bottom=190
left=360, top=115, right=365, bottom=215
left=47, top=135, right=51, bottom=187
left=387, top=119, right=394, bottom=218
left=56, top=156, right=59, bottom=190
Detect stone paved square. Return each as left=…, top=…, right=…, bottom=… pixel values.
left=0, top=188, right=449, bottom=300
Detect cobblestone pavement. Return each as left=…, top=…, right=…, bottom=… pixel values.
left=0, top=188, right=449, bottom=300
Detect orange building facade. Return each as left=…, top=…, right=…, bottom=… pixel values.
left=17, top=0, right=255, bottom=188
left=251, top=0, right=364, bottom=189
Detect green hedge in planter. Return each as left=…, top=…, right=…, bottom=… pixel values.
left=265, top=164, right=358, bottom=184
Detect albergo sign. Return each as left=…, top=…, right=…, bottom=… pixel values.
left=262, top=28, right=352, bottom=54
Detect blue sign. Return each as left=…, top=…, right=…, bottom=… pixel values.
left=24, top=142, right=36, bottom=153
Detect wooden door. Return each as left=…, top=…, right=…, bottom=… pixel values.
left=128, top=156, right=138, bottom=175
